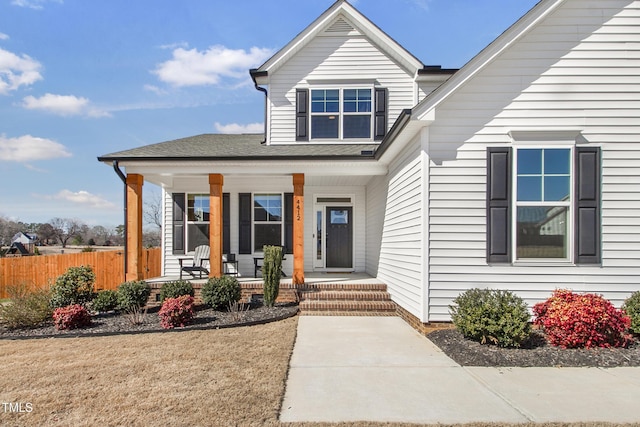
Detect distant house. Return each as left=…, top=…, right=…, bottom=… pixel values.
left=99, top=0, right=640, bottom=327
left=11, top=232, right=37, bottom=255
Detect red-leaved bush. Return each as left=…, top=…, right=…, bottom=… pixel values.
left=53, top=304, right=92, bottom=330
left=159, top=295, right=195, bottom=329
left=533, top=289, right=631, bottom=349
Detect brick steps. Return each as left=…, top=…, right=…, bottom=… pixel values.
left=299, top=283, right=396, bottom=316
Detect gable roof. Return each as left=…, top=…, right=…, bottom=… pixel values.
left=252, top=0, right=425, bottom=82
left=376, top=0, right=566, bottom=161
left=413, top=0, right=562, bottom=119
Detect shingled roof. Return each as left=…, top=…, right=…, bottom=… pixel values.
left=98, top=134, right=378, bottom=162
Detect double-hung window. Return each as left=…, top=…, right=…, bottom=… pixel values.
left=515, top=148, right=571, bottom=260
left=487, top=145, right=600, bottom=264
left=253, top=193, right=282, bottom=252
left=186, top=194, right=209, bottom=252
left=310, top=88, right=372, bottom=140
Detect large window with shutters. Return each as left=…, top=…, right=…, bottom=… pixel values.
left=296, top=87, right=387, bottom=142
left=487, top=146, right=600, bottom=264
left=515, top=148, right=571, bottom=260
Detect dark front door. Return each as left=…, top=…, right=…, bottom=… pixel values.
left=326, top=207, right=353, bottom=269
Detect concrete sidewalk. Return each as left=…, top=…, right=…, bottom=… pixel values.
left=280, top=316, right=640, bottom=424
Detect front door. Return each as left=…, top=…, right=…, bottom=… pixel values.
left=326, top=207, right=353, bottom=269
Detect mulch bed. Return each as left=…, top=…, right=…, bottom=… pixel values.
left=0, top=303, right=298, bottom=340
left=428, top=328, right=640, bottom=367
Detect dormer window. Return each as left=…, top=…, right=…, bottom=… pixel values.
left=296, top=87, right=387, bottom=142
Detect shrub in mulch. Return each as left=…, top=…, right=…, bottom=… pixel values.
left=159, top=295, right=195, bottom=329
left=159, top=280, right=194, bottom=302
left=91, top=290, right=119, bottom=313
left=449, top=288, right=531, bottom=348
left=53, top=304, right=92, bottom=330
left=622, top=290, right=640, bottom=335
left=533, top=289, right=632, bottom=349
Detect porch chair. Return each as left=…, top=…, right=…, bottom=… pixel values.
left=179, top=245, right=210, bottom=279
left=223, top=253, right=239, bottom=276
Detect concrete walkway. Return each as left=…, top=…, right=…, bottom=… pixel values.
left=280, top=316, right=640, bottom=424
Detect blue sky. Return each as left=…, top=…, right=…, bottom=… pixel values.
left=0, top=0, right=539, bottom=228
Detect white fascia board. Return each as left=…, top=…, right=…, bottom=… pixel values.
left=413, top=0, right=565, bottom=122
left=120, top=159, right=387, bottom=178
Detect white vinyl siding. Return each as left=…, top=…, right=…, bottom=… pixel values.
left=268, top=34, right=416, bottom=144
left=375, top=135, right=424, bottom=319
left=424, top=0, right=640, bottom=321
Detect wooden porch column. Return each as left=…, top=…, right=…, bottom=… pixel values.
left=125, top=174, right=144, bottom=281
left=292, top=173, right=305, bottom=285
left=209, top=174, right=224, bottom=277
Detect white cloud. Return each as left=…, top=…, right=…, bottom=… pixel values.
left=0, top=134, right=72, bottom=162
left=143, top=84, right=168, bottom=96
left=214, top=122, right=264, bottom=134
left=21, top=93, right=110, bottom=117
left=11, top=0, right=62, bottom=10
left=405, top=0, right=431, bottom=11
left=0, top=47, right=43, bottom=94
left=0, top=33, right=9, bottom=41
left=153, top=45, right=273, bottom=87
left=46, top=190, right=117, bottom=210
left=158, top=41, right=189, bottom=50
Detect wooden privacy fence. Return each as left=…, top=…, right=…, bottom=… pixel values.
left=0, top=248, right=161, bottom=299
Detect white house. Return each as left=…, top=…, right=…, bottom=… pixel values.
left=99, top=0, right=640, bottom=327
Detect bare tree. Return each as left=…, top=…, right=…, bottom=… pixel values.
left=0, top=216, right=23, bottom=247
left=144, top=190, right=163, bottom=230
left=49, top=218, right=85, bottom=248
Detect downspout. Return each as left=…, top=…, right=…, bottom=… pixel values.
left=250, top=69, right=268, bottom=144
left=112, top=161, right=127, bottom=282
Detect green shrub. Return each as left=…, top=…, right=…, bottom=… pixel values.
left=622, top=291, right=640, bottom=335
left=160, top=280, right=194, bottom=302
left=91, top=290, right=119, bottom=313
left=202, top=276, right=241, bottom=310
left=0, top=285, right=53, bottom=329
left=53, top=304, right=91, bottom=330
left=450, top=288, right=531, bottom=348
left=534, top=289, right=631, bottom=348
left=116, top=281, right=151, bottom=311
left=159, top=295, right=195, bottom=329
left=262, top=245, right=282, bottom=307
left=50, top=265, right=96, bottom=309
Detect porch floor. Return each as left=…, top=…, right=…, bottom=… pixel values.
left=145, top=272, right=384, bottom=286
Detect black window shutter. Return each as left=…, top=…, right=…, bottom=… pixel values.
left=223, top=193, right=230, bottom=255
left=172, top=193, right=185, bottom=255
left=575, top=147, right=601, bottom=264
left=487, top=147, right=512, bottom=263
left=296, top=89, right=309, bottom=141
left=239, top=193, right=252, bottom=254
left=284, top=193, right=293, bottom=254
left=374, top=88, right=387, bottom=140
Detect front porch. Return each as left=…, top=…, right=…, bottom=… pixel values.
left=146, top=272, right=396, bottom=315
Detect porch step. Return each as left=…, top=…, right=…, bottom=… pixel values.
left=299, top=283, right=396, bottom=316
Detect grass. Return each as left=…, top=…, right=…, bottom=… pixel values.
left=0, top=316, right=626, bottom=427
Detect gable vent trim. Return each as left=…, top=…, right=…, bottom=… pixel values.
left=325, top=18, right=355, bottom=34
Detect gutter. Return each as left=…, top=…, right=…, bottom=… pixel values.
left=112, top=161, right=128, bottom=282
left=250, top=69, right=269, bottom=144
